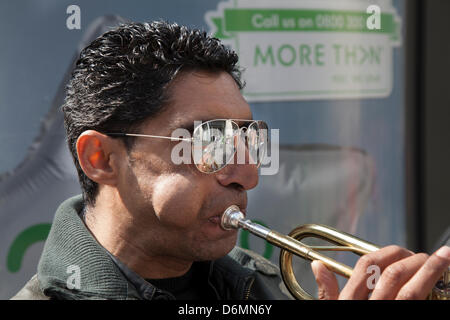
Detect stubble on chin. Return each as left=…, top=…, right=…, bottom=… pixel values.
left=185, top=231, right=238, bottom=262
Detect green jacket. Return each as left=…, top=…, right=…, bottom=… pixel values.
left=11, top=195, right=292, bottom=300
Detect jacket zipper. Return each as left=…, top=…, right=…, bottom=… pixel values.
left=243, top=277, right=255, bottom=300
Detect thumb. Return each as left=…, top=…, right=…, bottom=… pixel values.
left=311, top=260, right=340, bottom=300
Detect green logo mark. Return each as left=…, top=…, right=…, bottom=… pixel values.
left=7, top=223, right=51, bottom=273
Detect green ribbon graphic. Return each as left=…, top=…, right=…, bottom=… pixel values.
left=7, top=223, right=51, bottom=273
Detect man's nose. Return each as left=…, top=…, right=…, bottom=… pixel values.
left=215, top=161, right=259, bottom=190
left=214, top=137, right=259, bottom=190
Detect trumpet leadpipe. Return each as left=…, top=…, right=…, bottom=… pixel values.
left=220, top=205, right=353, bottom=278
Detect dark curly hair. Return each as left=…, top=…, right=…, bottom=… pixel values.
left=62, top=21, right=243, bottom=205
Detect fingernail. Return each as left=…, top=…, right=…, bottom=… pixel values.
left=436, top=246, right=450, bottom=260
left=311, top=260, right=320, bottom=273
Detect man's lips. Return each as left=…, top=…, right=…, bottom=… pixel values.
left=208, top=216, right=222, bottom=224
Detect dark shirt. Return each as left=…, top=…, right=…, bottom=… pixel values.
left=106, top=248, right=218, bottom=300
left=146, top=261, right=216, bottom=300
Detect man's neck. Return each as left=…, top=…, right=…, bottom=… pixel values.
left=83, top=191, right=192, bottom=279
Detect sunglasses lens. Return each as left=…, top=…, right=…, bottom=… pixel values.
left=247, top=121, right=268, bottom=167
left=191, top=120, right=269, bottom=173
left=192, top=120, right=239, bottom=173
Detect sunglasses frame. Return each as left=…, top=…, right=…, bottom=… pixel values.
left=105, top=119, right=268, bottom=174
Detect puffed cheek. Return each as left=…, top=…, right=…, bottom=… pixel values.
left=151, top=174, right=206, bottom=227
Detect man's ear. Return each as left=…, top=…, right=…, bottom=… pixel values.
left=76, top=130, right=122, bottom=186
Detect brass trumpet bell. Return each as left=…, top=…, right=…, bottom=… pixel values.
left=279, top=224, right=379, bottom=299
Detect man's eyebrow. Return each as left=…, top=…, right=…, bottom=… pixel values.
left=176, top=120, right=207, bottom=133
left=175, top=118, right=255, bottom=133
left=238, top=120, right=253, bottom=128
left=176, top=118, right=217, bottom=132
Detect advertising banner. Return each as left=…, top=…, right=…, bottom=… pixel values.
left=206, top=0, right=401, bottom=101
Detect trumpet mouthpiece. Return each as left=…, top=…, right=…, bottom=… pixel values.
left=221, top=205, right=245, bottom=230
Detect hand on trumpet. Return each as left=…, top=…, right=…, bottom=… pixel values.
left=311, top=245, right=450, bottom=300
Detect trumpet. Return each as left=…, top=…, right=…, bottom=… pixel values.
left=221, top=205, right=450, bottom=300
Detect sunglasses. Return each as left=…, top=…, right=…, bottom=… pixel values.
left=106, top=119, right=269, bottom=173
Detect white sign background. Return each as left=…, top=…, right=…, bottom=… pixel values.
left=206, top=0, right=401, bottom=101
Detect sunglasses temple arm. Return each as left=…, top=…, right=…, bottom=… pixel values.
left=106, top=133, right=192, bottom=142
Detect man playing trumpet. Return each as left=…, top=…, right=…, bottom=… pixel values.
left=12, top=21, right=449, bottom=300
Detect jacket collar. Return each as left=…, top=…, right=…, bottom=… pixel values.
left=37, top=195, right=255, bottom=300
left=37, top=195, right=131, bottom=299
